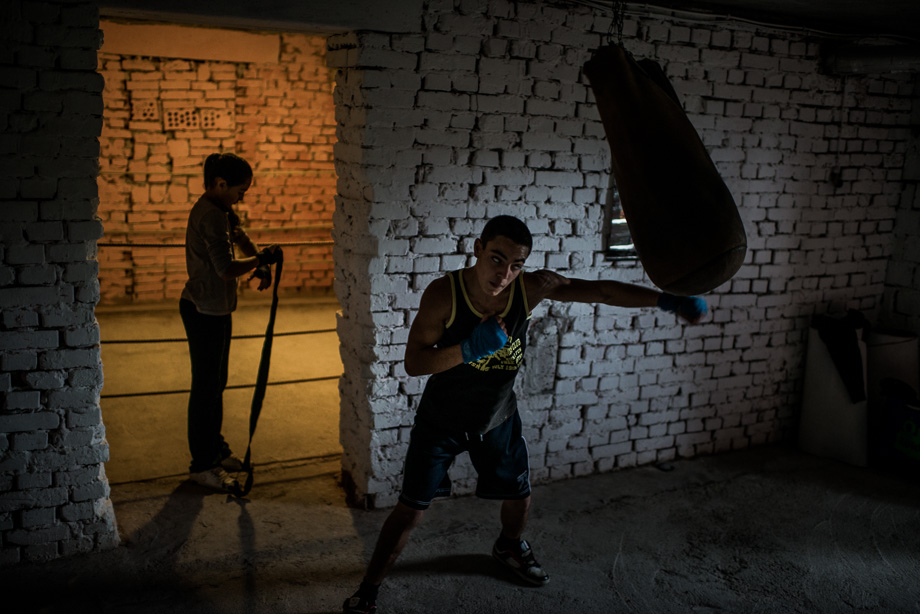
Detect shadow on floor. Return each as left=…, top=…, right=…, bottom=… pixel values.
left=5, top=445, right=920, bottom=614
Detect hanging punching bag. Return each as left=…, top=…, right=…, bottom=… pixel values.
left=584, top=44, right=747, bottom=296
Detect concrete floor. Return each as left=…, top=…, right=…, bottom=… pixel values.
left=97, top=298, right=343, bottom=484
left=6, top=445, right=920, bottom=613
left=8, top=302, right=920, bottom=613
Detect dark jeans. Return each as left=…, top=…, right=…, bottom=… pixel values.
left=180, top=298, right=233, bottom=473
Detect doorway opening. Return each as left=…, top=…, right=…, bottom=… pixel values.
left=94, top=19, right=341, bottom=484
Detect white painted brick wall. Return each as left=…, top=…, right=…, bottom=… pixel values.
left=0, top=0, right=118, bottom=564
left=881, top=91, right=920, bottom=332
left=326, top=0, right=920, bottom=508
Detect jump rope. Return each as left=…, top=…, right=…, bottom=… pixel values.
left=230, top=249, right=283, bottom=498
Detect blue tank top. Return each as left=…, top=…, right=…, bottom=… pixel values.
left=415, top=269, right=531, bottom=435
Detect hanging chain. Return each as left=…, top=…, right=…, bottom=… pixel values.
left=610, top=1, right=625, bottom=44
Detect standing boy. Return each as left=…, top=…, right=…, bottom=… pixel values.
left=344, top=215, right=706, bottom=613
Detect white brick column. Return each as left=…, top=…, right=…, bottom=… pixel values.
left=0, top=1, right=118, bottom=563
left=329, top=31, right=423, bottom=507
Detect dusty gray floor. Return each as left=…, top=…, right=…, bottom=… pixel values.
left=6, top=445, right=920, bottom=614
left=12, top=302, right=920, bottom=613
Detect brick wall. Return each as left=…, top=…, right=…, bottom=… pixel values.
left=1, top=0, right=118, bottom=563
left=331, top=0, right=919, bottom=507
left=3, top=0, right=919, bottom=564
left=96, top=29, right=336, bottom=305
left=881, top=90, right=920, bottom=331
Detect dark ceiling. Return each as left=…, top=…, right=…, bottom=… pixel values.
left=98, top=1, right=920, bottom=43
left=648, top=1, right=920, bottom=41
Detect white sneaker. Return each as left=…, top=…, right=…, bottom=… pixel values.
left=190, top=466, right=239, bottom=492
left=220, top=455, right=245, bottom=472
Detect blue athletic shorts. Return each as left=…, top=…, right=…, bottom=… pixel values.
left=398, top=411, right=531, bottom=510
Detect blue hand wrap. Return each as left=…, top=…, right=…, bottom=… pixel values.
left=657, top=293, right=708, bottom=321
left=460, top=318, right=509, bottom=363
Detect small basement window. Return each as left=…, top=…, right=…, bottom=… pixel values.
left=604, top=178, right=638, bottom=261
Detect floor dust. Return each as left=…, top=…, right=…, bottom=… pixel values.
left=7, top=446, right=920, bottom=613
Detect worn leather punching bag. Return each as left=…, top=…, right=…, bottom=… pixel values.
left=584, top=45, right=747, bottom=295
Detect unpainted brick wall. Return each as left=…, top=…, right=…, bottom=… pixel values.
left=1, top=0, right=119, bottom=564
left=96, top=32, right=336, bottom=305
left=330, top=0, right=919, bottom=507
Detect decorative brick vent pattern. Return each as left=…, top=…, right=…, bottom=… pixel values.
left=131, top=99, right=160, bottom=122
left=200, top=108, right=234, bottom=131
left=162, top=107, right=200, bottom=130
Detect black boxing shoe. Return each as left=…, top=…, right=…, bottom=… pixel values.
left=342, top=594, right=376, bottom=614
left=492, top=537, right=550, bottom=586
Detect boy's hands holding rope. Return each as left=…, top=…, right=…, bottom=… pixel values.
left=249, top=245, right=282, bottom=291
